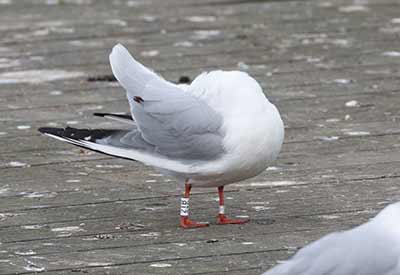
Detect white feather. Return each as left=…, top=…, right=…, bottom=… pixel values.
left=262, top=202, right=400, bottom=275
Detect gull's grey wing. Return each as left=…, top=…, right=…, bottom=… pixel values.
left=130, top=91, right=224, bottom=160
left=38, top=127, right=154, bottom=153
left=38, top=126, right=204, bottom=174
left=109, top=44, right=224, bottom=161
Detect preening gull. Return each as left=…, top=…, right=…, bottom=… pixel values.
left=39, top=44, right=284, bottom=228
left=262, top=202, right=400, bottom=275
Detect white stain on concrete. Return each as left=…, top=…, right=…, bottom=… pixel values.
left=344, top=131, right=370, bottom=136
left=30, top=56, right=44, bottom=61
left=339, top=5, right=369, bottom=12
left=333, top=78, right=351, bottom=84
left=140, top=232, right=160, bottom=237
left=105, top=19, right=127, bottom=26
left=174, top=243, right=187, bottom=247
left=36, top=20, right=65, bottom=27
left=382, top=51, right=400, bottom=57
left=126, top=0, right=141, bottom=7
left=69, top=40, right=103, bottom=47
left=0, top=70, right=84, bottom=84
left=33, top=28, right=49, bottom=36
left=140, top=50, right=159, bottom=57
left=149, top=173, right=163, bottom=177
left=320, top=214, right=340, bottom=220
left=95, top=164, right=124, bottom=169
left=15, top=250, right=36, bottom=256
left=17, top=125, right=31, bottom=130
left=345, top=100, right=359, bottom=107
left=252, top=206, right=270, bottom=211
left=185, top=16, right=216, bottom=23
left=174, top=41, right=194, bottom=47
left=326, top=118, right=340, bottom=123
left=140, top=14, right=156, bottom=22
left=23, top=191, right=57, bottom=198
left=21, top=224, right=44, bottom=230
left=150, top=263, right=172, bottom=268
left=66, top=179, right=81, bottom=183
left=191, top=30, right=220, bottom=40
left=51, top=226, right=84, bottom=233
left=318, top=136, right=339, bottom=141
left=247, top=201, right=270, bottom=205
left=52, top=27, right=75, bottom=34
left=330, top=39, right=351, bottom=47
left=85, top=105, right=103, bottom=111
left=49, top=90, right=63, bottom=95
left=7, top=161, right=30, bottom=168
left=235, top=181, right=302, bottom=187
left=391, top=18, right=400, bottom=24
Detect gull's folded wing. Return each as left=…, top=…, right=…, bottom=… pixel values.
left=109, top=44, right=224, bottom=161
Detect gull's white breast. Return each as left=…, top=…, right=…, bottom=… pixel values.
left=186, top=71, right=284, bottom=187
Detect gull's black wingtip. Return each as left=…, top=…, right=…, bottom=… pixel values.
left=38, top=127, right=60, bottom=135
left=93, top=113, right=107, bottom=117
left=93, top=112, right=133, bottom=120
left=38, top=127, right=54, bottom=134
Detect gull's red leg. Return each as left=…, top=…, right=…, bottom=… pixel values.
left=180, top=182, right=209, bottom=229
left=217, top=186, right=249, bottom=225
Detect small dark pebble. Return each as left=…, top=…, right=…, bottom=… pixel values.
left=236, top=34, right=248, bottom=39
left=87, top=75, right=117, bottom=82
left=95, top=233, right=113, bottom=239
left=145, top=202, right=168, bottom=207
left=206, top=239, right=219, bottom=243
left=178, top=76, right=191, bottom=84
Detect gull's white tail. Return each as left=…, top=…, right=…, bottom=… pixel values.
left=109, top=43, right=162, bottom=98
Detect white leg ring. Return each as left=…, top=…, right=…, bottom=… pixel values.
left=180, top=198, right=189, bottom=216
left=219, top=205, right=225, bottom=215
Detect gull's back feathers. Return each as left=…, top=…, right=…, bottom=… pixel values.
left=262, top=202, right=400, bottom=275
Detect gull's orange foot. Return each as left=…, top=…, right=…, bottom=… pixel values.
left=217, top=214, right=249, bottom=225
left=180, top=217, right=209, bottom=229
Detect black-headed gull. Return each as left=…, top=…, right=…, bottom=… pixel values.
left=39, top=44, right=284, bottom=228
left=262, top=202, right=400, bottom=275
